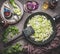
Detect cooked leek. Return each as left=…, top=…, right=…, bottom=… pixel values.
left=27, top=15, right=53, bottom=42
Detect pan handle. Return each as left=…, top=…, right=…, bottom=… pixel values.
left=53, top=14, right=60, bottom=21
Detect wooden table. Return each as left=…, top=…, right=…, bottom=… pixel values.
left=0, top=0, right=60, bottom=54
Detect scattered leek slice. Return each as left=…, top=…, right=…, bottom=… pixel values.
left=9, top=0, right=21, bottom=15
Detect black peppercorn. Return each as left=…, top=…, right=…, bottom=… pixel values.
left=49, top=0, right=59, bottom=9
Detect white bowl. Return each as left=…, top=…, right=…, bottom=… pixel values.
left=1, top=0, right=24, bottom=24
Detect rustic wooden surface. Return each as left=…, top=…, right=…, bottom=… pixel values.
left=0, top=0, right=60, bottom=54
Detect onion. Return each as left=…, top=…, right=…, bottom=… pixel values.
left=25, top=1, right=39, bottom=11
left=26, top=1, right=33, bottom=11
left=32, top=1, right=39, bottom=10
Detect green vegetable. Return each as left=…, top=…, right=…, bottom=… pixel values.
left=9, top=0, right=21, bottom=15
left=1, top=43, right=23, bottom=54
left=27, top=15, right=53, bottom=42
left=2, top=26, right=19, bottom=43
left=10, top=0, right=16, bottom=7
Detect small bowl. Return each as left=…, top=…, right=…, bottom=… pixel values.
left=4, top=12, right=12, bottom=19
left=24, top=1, right=39, bottom=12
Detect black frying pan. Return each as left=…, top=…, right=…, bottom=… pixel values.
left=23, top=12, right=60, bottom=46
left=5, top=12, right=60, bottom=46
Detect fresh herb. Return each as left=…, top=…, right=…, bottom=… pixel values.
left=2, top=26, right=19, bottom=43
left=2, top=43, right=23, bottom=54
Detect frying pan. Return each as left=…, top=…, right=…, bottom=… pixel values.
left=23, top=12, right=60, bottom=46
left=5, top=12, right=60, bottom=46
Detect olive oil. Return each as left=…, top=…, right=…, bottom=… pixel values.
left=42, top=1, right=49, bottom=10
